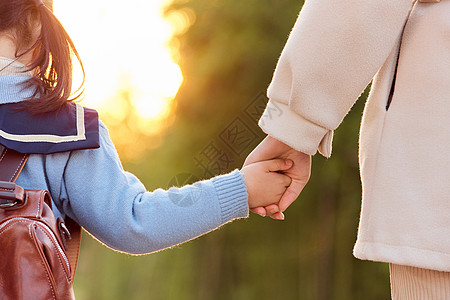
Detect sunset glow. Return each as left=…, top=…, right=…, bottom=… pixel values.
left=53, top=0, right=183, bottom=124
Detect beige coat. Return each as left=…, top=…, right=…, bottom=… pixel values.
left=259, top=0, right=450, bottom=271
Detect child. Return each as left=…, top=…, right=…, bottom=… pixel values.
left=0, top=0, right=292, bottom=256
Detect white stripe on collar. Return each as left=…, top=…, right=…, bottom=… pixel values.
left=0, top=104, right=87, bottom=143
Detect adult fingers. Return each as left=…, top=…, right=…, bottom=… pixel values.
left=243, top=136, right=291, bottom=166
left=268, top=211, right=285, bottom=220
left=278, top=179, right=307, bottom=212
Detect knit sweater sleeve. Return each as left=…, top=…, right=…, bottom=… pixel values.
left=59, top=121, right=249, bottom=254
left=259, top=0, right=413, bottom=157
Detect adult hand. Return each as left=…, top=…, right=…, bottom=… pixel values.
left=243, top=135, right=311, bottom=219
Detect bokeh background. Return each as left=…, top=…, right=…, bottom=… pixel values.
left=54, top=0, right=390, bottom=299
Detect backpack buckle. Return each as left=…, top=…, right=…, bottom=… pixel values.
left=0, top=181, right=25, bottom=209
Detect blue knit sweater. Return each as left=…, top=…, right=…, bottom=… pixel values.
left=0, top=58, right=249, bottom=254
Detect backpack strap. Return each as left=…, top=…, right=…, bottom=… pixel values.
left=65, top=217, right=82, bottom=279
left=0, top=146, right=29, bottom=182
left=0, top=145, right=81, bottom=280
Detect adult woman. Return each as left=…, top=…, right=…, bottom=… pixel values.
left=246, top=0, right=450, bottom=297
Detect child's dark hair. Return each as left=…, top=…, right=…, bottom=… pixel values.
left=0, top=0, right=84, bottom=113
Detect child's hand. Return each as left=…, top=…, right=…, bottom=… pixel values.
left=241, top=159, right=293, bottom=210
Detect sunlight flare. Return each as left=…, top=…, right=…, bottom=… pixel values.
left=53, top=0, right=184, bottom=123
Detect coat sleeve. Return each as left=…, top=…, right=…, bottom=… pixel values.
left=259, top=0, right=414, bottom=157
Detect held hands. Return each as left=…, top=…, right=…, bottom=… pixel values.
left=243, top=136, right=312, bottom=220
left=241, top=159, right=293, bottom=210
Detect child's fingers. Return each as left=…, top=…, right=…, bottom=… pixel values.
left=250, top=206, right=267, bottom=216
left=265, top=204, right=280, bottom=215
left=269, top=172, right=292, bottom=189
left=268, top=169, right=292, bottom=187
left=263, top=158, right=293, bottom=172
left=280, top=173, right=292, bottom=187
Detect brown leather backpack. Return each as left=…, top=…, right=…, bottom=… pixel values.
left=0, top=146, right=81, bottom=299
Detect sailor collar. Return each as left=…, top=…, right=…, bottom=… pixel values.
left=0, top=59, right=100, bottom=154
left=0, top=102, right=100, bottom=154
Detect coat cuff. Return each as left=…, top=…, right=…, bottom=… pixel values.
left=258, top=100, right=333, bottom=158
